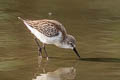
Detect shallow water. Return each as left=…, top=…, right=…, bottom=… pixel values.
left=0, top=0, right=120, bottom=80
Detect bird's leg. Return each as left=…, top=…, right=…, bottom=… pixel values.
left=42, top=43, right=48, bottom=60
left=34, top=38, right=42, bottom=57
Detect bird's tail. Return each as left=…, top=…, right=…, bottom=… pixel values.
left=18, top=17, right=25, bottom=22
left=18, top=17, right=33, bottom=32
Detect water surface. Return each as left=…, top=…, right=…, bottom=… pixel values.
left=0, top=0, right=120, bottom=80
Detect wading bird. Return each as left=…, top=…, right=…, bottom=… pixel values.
left=18, top=17, right=80, bottom=59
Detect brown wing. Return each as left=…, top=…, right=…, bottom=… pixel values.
left=25, top=19, right=67, bottom=38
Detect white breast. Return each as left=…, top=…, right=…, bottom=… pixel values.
left=23, top=21, right=62, bottom=44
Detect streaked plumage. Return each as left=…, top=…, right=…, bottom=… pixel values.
left=25, top=19, right=66, bottom=38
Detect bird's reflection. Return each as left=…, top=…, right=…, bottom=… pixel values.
left=33, top=67, right=76, bottom=80
left=32, top=57, right=76, bottom=80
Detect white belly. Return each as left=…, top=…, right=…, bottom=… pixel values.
left=23, top=21, right=62, bottom=44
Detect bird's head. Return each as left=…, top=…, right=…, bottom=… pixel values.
left=62, top=35, right=80, bottom=58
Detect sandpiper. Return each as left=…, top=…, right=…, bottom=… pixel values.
left=18, top=17, right=80, bottom=59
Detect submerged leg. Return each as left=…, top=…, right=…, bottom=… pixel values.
left=43, top=43, right=48, bottom=60
left=34, top=38, right=42, bottom=57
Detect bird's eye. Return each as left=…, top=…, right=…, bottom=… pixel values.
left=69, top=42, right=74, bottom=47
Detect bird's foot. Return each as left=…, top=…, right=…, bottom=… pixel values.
left=46, top=57, right=49, bottom=60
left=38, top=56, right=42, bottom=64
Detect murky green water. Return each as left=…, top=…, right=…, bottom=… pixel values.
left=0, top=0, right=120, bottom=80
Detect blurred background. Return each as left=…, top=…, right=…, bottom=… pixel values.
left=0, top=0, right=120, bottom=80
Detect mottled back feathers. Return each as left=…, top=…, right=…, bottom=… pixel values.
left=25, top=19, right=67, bottom=39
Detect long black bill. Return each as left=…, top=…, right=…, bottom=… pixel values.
left=73, top=47, right=80, bottom=58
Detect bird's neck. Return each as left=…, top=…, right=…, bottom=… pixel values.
left=54, top=38, right=68, bottom=48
